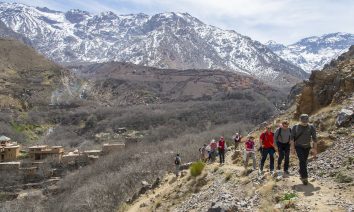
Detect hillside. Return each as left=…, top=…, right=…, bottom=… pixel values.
left=71, top=62, right=285, bottom=106
left=0, top=38, right=81, bottom=143
left=0, top=2, right=307, bottom=85
left=0, top=38, right=63, bottom=110
left=120, top=46, right=354, bottom=211
left=124, top=150, right=353, bottom=211
left=266, top=32, right=354, bottom=73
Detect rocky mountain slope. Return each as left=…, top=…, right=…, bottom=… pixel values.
left=71, top=62, right=286, bottom=106
left=124, top=150, right=353, bottom=212
left=0, top=38, right=65, bottom=110
left=0, top=38, right=83, bottom=143
left=295, top=45, right=354, bottom=117
left=266, top=32, right=354, bottom=73
left=0, top=2, right=307, bottom=85
left=0, top=20, right=31, bottom=45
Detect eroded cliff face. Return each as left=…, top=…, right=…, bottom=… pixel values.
left=295, top=46, right=354, bottom=118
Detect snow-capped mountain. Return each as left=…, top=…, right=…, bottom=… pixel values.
left=266, top=33, right=354, bottom=73
left=0, top=20, right=32, bottom=45
left=0, top=2, right=307, bottom=84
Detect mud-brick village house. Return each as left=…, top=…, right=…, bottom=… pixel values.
left=102, top=143, right=125, bottom=154
left=28, top=145, right=64, bottom=163
left=0, top=135, right=20, bottom=162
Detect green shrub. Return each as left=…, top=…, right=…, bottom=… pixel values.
left=335, top=172, right=353, bottom=183
left=190, top=161, right=205, bottom=177
left=18, top=152, right=29, bottom=160
left=282, top=192, right=297, bottom=201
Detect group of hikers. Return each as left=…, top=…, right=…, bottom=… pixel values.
left=175, top=114, right=317, bottom=185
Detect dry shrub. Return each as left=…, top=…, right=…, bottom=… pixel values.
left=225, top=173, right=232, bottom=181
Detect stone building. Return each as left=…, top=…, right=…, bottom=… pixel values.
left=0, top=136, right=20, bottom=162
left=28, top=145, right=64, bottom=163
left=102, top=143, right=125, bottom=155
left=0, top=161, right=20, bottom=171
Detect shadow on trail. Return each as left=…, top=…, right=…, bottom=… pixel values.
left=292, top=183, right=321, bottom=196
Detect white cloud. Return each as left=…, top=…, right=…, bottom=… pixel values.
left=3, top=0, right=354, bottom=44
left=119, top=0, right=354, bottom=44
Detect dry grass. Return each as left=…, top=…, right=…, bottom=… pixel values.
left=258, top=180, right=277, bottom=211
left=225, top=173, right=232, bottom=181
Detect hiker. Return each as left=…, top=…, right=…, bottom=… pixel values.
left=233, top=132, right=242, bottom=151
left=209, top=139, right=218, bottom=162
left=244, top=135, right=257, bottom=170
left=291, top=114, right=317, bottom=185
left=199, top=144, right=209, bottom=162
left=218, top=136, right=226, bottom=164
left=259, top=126, right=275, bottom=175
left=274, top=120, right=291, bottom=175
left=175, top=154, right=181, bottom=176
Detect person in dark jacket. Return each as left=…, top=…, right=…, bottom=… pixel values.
left=291, top=114, right=317, bottom=185
left=175, top=154, right=181, bottom=176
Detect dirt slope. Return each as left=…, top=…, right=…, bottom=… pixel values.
left=123, top=149, right=353, bottom=211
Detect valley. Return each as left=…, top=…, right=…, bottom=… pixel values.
left=0, top=2, right=353, bottom=212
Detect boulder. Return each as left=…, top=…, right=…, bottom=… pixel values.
left=207, top=206, right=226, bottom=212
left=138, top=180, right=152, bottom=195
left=336, top=109, right=353, bottom=127
left=180, top=162, right=192, bottom=170
left=141, top=180, right=150, bottom=187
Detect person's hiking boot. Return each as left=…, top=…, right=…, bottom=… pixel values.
left=258, top=169, right=264, bottom=176
left=301, top=178, right=308, bottom=185
left=284, top=170, right=290, bottom=175
left=270, top=170, right=275, bottom=176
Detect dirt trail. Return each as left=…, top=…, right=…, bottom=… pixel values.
left=124, top=151, right=354, bottom=212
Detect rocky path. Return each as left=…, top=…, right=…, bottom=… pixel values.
left=124, top=149, right=354, bottom=212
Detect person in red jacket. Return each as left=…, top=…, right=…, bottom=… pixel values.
left=259, top=126, right=276, bottom=175
left=218, top=136, right=226, bottom=164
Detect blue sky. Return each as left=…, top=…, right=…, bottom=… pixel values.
left=2, top=0, right=354, bottom=44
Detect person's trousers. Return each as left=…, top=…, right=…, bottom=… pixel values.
left=209, top=150, right=216, bottom=161
left=295, top=146, right=311, bottom=179
left=175, top=165, right=180, bottom=176
left=234, top=142, right=240, bottom=150
left=244, top=152, right=256, bottom=170
left=219, top=149, right=225, bottom=164
left=260, top=148, right=275, bottom=171
left=277, top=142, right=290, bottom=171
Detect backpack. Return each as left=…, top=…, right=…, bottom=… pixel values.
left=293, top=124, right=314, bottom=142
left=175, top=156, right=181, bottom=165
left=277, top=127, right=292, bottom=143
